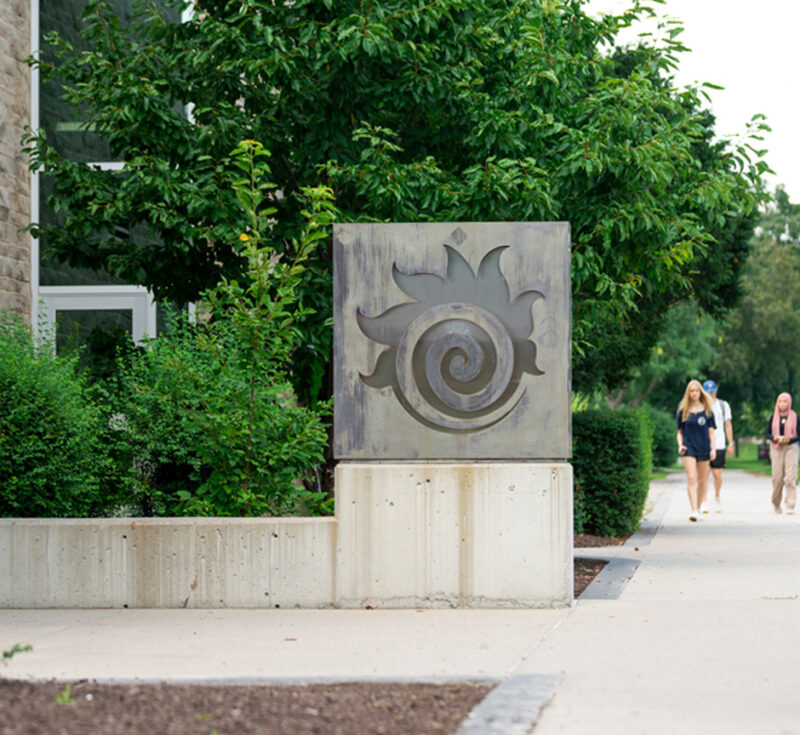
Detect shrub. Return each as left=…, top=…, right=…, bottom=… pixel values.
left=114, top=142, right=332, bottom=516
left=0, top=310, right=120, bottom=517
left=641, top=404, right=677, bottom=468
left=116, top=313, right=330, bottom=516
left=572, top=409, right=652, bottom=537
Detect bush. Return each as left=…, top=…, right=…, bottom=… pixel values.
left=113, top=142, right=333, bottom=517
left=0, top=310, right=120, bottom=517
left=641, top=404, right=677, bottom=468
left=116, top=313, right=330, bottom=516
left=572, top=409, right=652, bottom=537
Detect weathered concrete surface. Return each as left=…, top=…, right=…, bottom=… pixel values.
left=333, top=222, right=571, bottom=460
left=0, top=464, right=572, bottom=610
left=0, top=518, right=336, bottom=608
left=335, top=462, right=573, bottom=608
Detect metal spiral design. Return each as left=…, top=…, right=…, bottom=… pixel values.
left=395, top=303, right=524, bottom=431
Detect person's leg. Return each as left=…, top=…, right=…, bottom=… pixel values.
left=784, top=444, right=798, bottom=513
left=712, top=466, right=724, bottom=511
left=682, top=456, right=699, bottom=519
left=698, top=462, right=710, bottom=511
left=696, top=460, right=711, bottom=514
left=713, top=467, right=723, bottom=497
left=771, top=444, right=785, bottom=511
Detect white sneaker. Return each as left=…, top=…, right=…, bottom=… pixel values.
left=701, top=503, right=709, bottom=514
left=788, top=508, right=795, bottom=515
left=714, top=497, right=722, bottom=513
left=689, top=511, right=698, bottom=522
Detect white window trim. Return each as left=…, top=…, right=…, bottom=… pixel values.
left=38, top=287, right=157, bottom=347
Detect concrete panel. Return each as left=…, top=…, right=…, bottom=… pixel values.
left=0, top=518, right=337, bottom=608
left=335, top=462, right=573, bottom=608
left=333, top=222, right=571, bottom=460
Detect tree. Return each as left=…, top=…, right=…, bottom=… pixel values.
left=26, top=0, right=769, bottom=394
left=712, top=192, right=800, bottom=433
left=601, top=300, right=720, bottom=411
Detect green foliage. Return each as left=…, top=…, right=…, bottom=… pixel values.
left=115, top=143, right=332, bottom=516
left=712, top=193, right=800, bottom=435
left=572, top=409, right=652, bottom=537
left=2, top=643, right=33, bottom=664
left=641, top=405, right=677, bottom=468
left=725, top=441, right=771, bottom=477
left=24, top=0, right=770, bottom=395
left=56, top=684, right=75, bottom=705
left=602, top=300, right=720, bottom=414
left=0, top=310, right=122, bottom=517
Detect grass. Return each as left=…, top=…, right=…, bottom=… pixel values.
left=726, top=442, right=772, bottom=476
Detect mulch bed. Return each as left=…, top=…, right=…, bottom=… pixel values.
left=0, top=534, right=627, bottom=735
left=0, top=680, right=495, bottom=735
left=573, top=532, right=629, bottom=597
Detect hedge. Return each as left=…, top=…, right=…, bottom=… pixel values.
left=572, top=409, right=652, bottom=537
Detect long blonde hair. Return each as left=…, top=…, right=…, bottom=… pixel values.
left=678, top=379, right=713, bottom=422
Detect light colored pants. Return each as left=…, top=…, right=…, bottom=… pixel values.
left=770, top=442, right=798, bottom=510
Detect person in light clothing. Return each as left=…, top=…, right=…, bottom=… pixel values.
left=701, top=380, right=734, bottom=513
left=767, top=392, right=798, bottom=514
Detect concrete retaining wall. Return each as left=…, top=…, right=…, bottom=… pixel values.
left=0, top=463, right=572, bottom=609
left=0, top=518, right=336, bottom=608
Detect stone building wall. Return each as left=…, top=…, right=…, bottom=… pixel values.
left=0, top=0, right=31, bottom=318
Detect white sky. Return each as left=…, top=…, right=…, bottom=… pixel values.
left=584, top=0, right=799, bottom=200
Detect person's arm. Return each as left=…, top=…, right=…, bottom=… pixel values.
left=708, top=426, right=716, bottom=460
left=768, top=417, right=778, bottom=443
left=677, top=428, right=687, bottom=456
left=725, top=418, right=734, bottom=456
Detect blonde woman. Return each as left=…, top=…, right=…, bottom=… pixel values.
left=676, top=380, right=717, bottom=521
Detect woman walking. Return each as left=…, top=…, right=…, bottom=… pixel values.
left=767, top=392, right=798, bottom=514
left=677, top=380, right=717, bottom=521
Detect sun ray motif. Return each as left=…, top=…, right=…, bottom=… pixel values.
left=357, top=244, right=545, bottom=432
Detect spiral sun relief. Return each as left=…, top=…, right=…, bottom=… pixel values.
left=357, top=243, right=545, bottom=433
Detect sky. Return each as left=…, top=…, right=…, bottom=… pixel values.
left=584, top=0, right=800, bottom=200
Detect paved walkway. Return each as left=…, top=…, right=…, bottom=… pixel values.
left=2, top=469, right=799, bottom=733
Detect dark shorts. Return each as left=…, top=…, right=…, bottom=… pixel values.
left=710, top=452, right=726, bottom=469
left=685, top=453, right=711, bottom=462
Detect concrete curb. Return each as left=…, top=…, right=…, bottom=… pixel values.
left=11, top=675, right=501, bottom=686
left=578, top=476, right=679, bottom=601
left=454, top=674, right=562, bottom=735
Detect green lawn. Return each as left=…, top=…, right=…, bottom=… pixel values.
left=726, top=442, right=772, bottom=476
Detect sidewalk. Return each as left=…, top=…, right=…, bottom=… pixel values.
left=2, top=469, right=799, bottom=733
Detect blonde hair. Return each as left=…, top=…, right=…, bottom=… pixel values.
left=678, top=379, right=713, bottom=422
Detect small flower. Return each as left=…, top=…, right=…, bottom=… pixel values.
left=239, top=233, right=250, bottom=242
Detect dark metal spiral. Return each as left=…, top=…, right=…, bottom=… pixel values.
left=395, top=303, right=523, bottom=431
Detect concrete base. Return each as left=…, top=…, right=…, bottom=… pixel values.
left=0, top=518, right=336, bottom=608
left=335, top=462, right=573, bottom=608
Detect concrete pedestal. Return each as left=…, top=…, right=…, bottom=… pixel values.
left=335, top=462, right=573, bottom=608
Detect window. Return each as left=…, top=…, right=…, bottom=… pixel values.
left=31, top=0, right=183, bottom=353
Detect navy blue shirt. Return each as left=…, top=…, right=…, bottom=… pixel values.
left=677, top=410, right=716, bottom=457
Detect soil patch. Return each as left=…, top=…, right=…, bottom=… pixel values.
left=574, top=533, right=629, bottom=548
left=573, top=532, right=630, bottom=597
left=573, top=557, right=607, bottom=597
left=0, top=679, right=494, bottom=735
